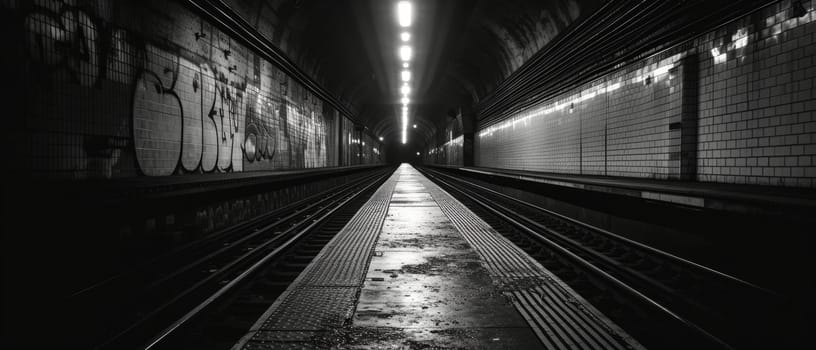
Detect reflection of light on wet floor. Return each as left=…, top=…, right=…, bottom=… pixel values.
left=346, top=163, right=545, bottom=347
left=395, top=186, right=425, bottom=193
left=387, top=204, right=432, bottom=222
left=392, top=193, right=432, bottom=200
left=393, top=164, right=432, bottom=203
left=391, top=186, right=435, bottom=206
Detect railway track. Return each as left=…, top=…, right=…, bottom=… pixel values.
left=419, top=166, right=789, bottom=349
left=144, top=172, right=389, bottom=350
left=67, top=167, right=393, bottom=349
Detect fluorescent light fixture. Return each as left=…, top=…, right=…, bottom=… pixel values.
left=652, top=65, right=672, bottom=77
left=711, top=47, right=726, bottom=64
left=396, top=2, right=413, bottom=146
left=399, top=45, right=412, bottom=61
left=733, top=28, right=748, bottom=49
left=397, top=1, right=412, bottom=27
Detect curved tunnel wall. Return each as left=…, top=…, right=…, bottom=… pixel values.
left=468, top=1, right=816, bottom=188
left=9, top=0, right=383, bottom=180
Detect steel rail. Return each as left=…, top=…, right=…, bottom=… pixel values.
left=419, top=167, right=734, bottom=349
left=141, top=169, right=390, bottom=349
left=139, top=176, right=371, bottom=294
left=95, top=169, right=390, bottom=349
left=67, top=174, right=370, bottom=300
left=433, top=168, right=782, bottom=298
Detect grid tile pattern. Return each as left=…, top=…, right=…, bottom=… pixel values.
left=476, top=0, right=816, bottom=187
left=696, top=0, right=816, bottom=187
left=14, top=0, right=379, bottom=179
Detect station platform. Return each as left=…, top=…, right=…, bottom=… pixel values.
left=442, top=166, right=816, bottom=215
left=233, top=164, right=643, bottom=349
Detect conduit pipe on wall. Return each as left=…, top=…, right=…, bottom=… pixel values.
left=477, top=0, right=776, bottom=128
left=479, top=0, right=690, bottom=123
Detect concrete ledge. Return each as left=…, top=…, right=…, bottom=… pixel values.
left=443, top=166, right=816, bottom=214
left=13, top=165, right=387, bottom=204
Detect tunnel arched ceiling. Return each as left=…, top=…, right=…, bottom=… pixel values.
left=225, top=0, right=602, bottom=147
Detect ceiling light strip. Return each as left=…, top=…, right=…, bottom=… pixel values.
left=396, top=1, right=413, bottom=144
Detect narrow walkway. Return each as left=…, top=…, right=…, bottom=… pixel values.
left=234, top=164, right=643, bottom=349
left=351, top=165, right=539, bottom=347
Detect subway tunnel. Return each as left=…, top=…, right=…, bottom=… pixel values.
left=2, top=0, right=815, bottom=348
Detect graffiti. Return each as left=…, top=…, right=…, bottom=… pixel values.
left=25, top=1, right=141, bottom=87
left=213, top=66, right=246, bottom=173
left=132, top=70, right=183, bottom=176
left=106, top=28, right=139, bottom=84
left=134, top=45, right=248, bottom=175
left=200, top=63, right=219, bottom=172
left=21, top=1, right=337, bottom=178
left=24, top=1, right=134, bottom=179
left=243, top=84, right=278, bottom=162
left=286, top=103, right=304, bottom=167
left=131, top=43, right=332, bottom=175
left=25, top=2, right=100, bottom=86
left=306, top=110, right=328, bottom=168
left=178, top=58, right=204, bottom=171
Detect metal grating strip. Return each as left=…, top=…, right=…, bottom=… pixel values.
left=419, top=173, right=645, bottom=350
left=233, top=170, right=399, bottom=349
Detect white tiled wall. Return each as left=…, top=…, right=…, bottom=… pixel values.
left=477, top=53, right=685, bottom=179
left=696, top=0, right=816, bottom=187
left=476, top=0, right=816, bottom=188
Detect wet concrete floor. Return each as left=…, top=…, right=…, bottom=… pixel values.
left=313, top=166, right=540, bottom=348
